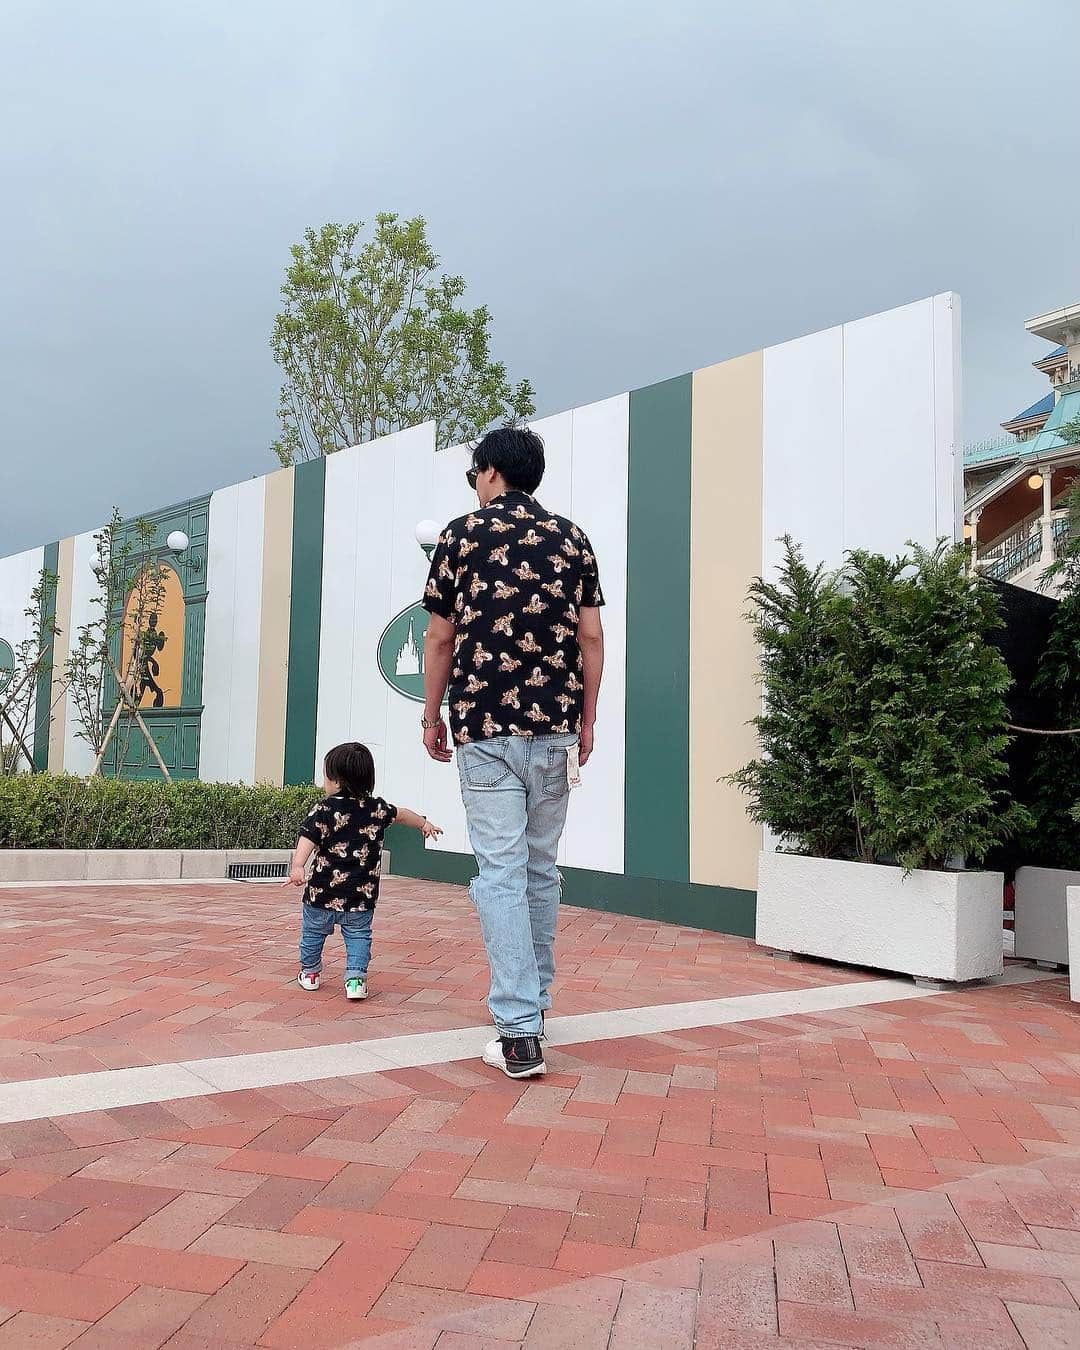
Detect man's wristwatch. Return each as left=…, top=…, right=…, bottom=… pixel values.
left=421, top=714, right=443, bottom=731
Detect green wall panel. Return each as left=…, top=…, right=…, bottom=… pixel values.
left=386, top=838, right=756, bottom=939
left=284, top=459, right=326, bottom=786
left=32, top=542, right=59, bottom=771
left=625, top=376, right=693, bottom=882
left=101, top=497, right=209, bottom=781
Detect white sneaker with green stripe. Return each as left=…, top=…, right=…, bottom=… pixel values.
left=345, top=977, right=368, bottom=1001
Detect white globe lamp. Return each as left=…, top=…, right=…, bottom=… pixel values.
left=415, top=519, right=441, bottom=558
left=166, top=530, right=190, bottom=554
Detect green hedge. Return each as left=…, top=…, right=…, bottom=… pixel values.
left=0, top=775, right=322, bottom=850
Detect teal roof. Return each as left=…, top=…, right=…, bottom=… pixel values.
left=1022, top=390, right=1080, bottom=457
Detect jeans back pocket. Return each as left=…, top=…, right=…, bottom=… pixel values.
left=542, top=744, right=570, bottom=799
left=460, top=743, right=513, bottom=790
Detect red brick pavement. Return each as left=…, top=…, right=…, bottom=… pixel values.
left=0, top=882, right=1078, bottom=1345
left=0, top=878, right=863, bottom=1083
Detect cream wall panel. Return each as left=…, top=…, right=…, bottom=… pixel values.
left=689, top=357, right=763, bottom=891
left=47, top=536, right=75, bottom=771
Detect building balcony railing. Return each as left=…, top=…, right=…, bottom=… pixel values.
left=978, top=509, right=1070, bottom=583
left=963, top=436, right=1023, bottom=467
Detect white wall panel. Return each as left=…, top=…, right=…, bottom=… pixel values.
left=0, top=547, right=45, bottom=761
left=200, top=480, right=265, bottom=782
left=933, top=293, right=963, bottom=543
left=316, top=439, right=393, bottom=793
left=563, top=394, right=629, bottom=874
left=763, top=293, right=959, bottom=576
left=762, top=325, right=845, bottom=576
left=63, top=529, right=105, bottom=776
left=841, top=298, right=938, bottom=557
left=529, top=411, right=573, bottom=518
left=383, top=424, right=438, bottom=822
left=424, top=439, right=475, bottom=855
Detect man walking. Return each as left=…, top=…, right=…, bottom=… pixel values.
left=421, top=428, right=605, bottom=1079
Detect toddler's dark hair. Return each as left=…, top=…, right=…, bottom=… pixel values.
left=323, top=742, right=375, bottom=798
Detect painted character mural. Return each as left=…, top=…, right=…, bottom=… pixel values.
left=136, top=612, right=167, bottom=708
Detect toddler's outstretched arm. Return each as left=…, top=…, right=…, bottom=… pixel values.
left=396, top=807, right=443, bottom=841
left=285, top=835, right=316, bottom=888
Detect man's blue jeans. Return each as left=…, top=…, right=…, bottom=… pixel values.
left=457, top=732, right=576, bottom=1037
left=299, top=904, right=373, bottom=979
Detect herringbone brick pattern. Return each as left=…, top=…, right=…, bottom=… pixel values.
left=0, top=879, right=860, bottom=1083
left=0, top=881, right=1078, bottom=1345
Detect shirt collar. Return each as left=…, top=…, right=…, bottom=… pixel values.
left=489, top=490, right=537, bottom=508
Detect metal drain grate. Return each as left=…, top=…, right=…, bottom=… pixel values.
left=227, top=862, right=289, bottom=882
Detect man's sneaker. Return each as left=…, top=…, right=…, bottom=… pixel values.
left=482, top=1035, right=546, bottom=1080
left=297, top=970, right=320, bottom=992
left=345, top=977, right=368, bottom=1001
left=540, top=1011, right=547, bottom=1041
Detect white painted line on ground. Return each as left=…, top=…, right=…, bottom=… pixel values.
left=0, top=879, right=226, bottom=890
left=0, top=967, right=1056, bottom=1125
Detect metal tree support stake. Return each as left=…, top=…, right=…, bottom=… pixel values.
left=88, top=646, right=172, bottom=782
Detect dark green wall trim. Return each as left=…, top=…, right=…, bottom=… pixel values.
left=284, top=459, right=326, bottom=786
left=625, top=376, right=692, bottom=882
left=386, top=837, right=756, bottom=940
left=33, top=542, right=59, bottom=772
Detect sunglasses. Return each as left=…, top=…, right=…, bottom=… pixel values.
left=466, top=465, right=482, bottom=490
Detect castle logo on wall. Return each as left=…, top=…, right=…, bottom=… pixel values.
left=0, top=638, right=13, bottom=695
left=377, top=604, right=431, bottom=703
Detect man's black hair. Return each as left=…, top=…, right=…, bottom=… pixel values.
left=323, top=742, right=376, bottom=798
left=472, top=427, right=545, bottom=495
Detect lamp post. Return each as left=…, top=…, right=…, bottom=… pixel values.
left=414, top=519, right=441, bottom=561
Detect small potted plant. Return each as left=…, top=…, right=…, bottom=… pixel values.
left=731, top=539, right=1028, bottom=984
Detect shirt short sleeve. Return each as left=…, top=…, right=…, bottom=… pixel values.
left=373, top=798, right=398, bottom=832
left=422, top=529, right=457, bottom=620
left=298, top=802, right=327, bottom=845
left=579, top=534, right=605, bottom=608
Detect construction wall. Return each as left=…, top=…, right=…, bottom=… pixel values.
left=0, top=293, right=961, bottom=933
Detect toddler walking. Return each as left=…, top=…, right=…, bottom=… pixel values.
left=287, top=741, right=442, bottom=1000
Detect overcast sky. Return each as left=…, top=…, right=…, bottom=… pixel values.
left=2, top=0, right=1076, bottom=554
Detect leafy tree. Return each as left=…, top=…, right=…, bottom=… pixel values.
left=271, top=216, right=535, bottom=465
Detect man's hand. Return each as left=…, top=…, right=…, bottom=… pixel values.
left=421, top=819, right=444, bottom=840
left=284, top=866, right=306, bottom=889
left=423, top=718, right=453, bottom=763
left=579, top=722, right=595, bottom=766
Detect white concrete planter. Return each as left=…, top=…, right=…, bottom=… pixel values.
left=0, top=849, right=291, bottom=884
left=1013, top=866, right=1080, bottom=969
left=756, top=851, right=1004, bottom=983
left=1068, top=888, right=1080, bottom=1002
